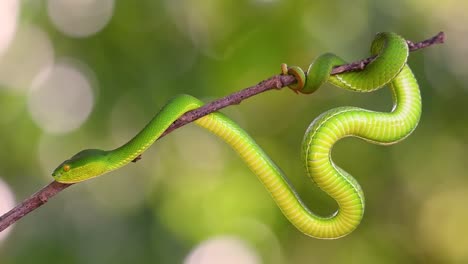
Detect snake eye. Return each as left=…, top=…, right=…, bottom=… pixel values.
left=63, top=164, right=71, bottom=172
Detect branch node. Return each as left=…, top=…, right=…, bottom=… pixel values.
left=274, top=76, right=283, bottom=89
left=39, top=193, right=48, bottom=204
left=406, top=40, right=416, bottom=50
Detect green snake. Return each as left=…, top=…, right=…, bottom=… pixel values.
left=52, top=32, right=421, bottom=239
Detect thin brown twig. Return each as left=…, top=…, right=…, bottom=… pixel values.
left=0, top=32, right=445, bottom=233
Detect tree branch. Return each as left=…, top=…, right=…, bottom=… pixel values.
left=0, top=32, right=445, bottom=233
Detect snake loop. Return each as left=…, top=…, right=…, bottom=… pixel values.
left=52, top=32, right=421, bottom=239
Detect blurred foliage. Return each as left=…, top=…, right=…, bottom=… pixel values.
left=0, top=0, right=467, bottom=263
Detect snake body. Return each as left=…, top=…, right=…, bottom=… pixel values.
left=52, top=32, right=421, bottom=239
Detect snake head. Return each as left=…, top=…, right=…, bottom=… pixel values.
left=52, top=149, right=109, bottom=184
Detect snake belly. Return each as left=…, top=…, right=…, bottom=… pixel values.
left=197, top=62, right=420, bottom=239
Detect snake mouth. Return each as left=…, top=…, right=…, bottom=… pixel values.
left=52, top=171, right=64, bottom=180
left=52, top=175, right=75, bottom=184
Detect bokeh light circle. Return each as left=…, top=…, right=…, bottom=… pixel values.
left=28, top=60, right=95, bottom=134
left=0, top=0, right=19, bottom=56
left=0, top=179, right=16, bottom=243
left=0, top=24, right=54, bottom=92
left=184, top=236, right=260, bottom=264
left=165, top=0, right=242, bottom=60
left=47, top=0, right=115, bottom=38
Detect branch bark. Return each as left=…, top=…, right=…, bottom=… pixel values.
left=0, top=32, right=445, bottom=233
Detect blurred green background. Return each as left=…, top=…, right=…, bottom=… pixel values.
left=0, top=0, right=466, bottom=263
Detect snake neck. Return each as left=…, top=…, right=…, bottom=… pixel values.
left=105, top=95, right=201, bottom=172
left=105, top=125, right=162, bottom=172
left=105, top=130, right=155, bottom=171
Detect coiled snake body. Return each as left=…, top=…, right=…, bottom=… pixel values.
left=53, top=32, right=421, bottom=239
